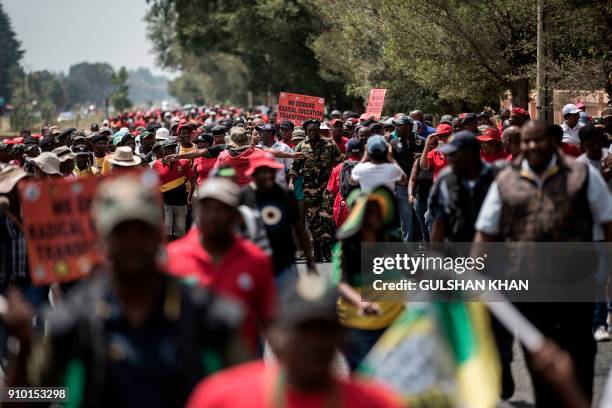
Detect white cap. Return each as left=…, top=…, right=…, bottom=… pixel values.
left=119, top=127, right=130, bottom=133
left=320, top=122, right=331, bottom=130
left=196, top=177, right=240, bottom=207
left=155, top=127, right=170, bottom=140
left=562, top=104, right=581, bottom=116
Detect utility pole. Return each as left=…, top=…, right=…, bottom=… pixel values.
left=536, top=0, right=545, bottom=121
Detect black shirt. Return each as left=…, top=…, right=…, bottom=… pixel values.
left=391, top=135, right=416, bottom=176
left=239, top=184, right=298, bottom=274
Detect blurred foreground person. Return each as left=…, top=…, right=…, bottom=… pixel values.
left=186, top=274, right=403, bottom=408
left=2, top=175, right=244, bottom=407
left=474, top=120, right=612, bottom=406
left=167, top=177, right=277, bottom=352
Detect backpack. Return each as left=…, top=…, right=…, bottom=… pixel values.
left=339, top=160, right=358, bottom=198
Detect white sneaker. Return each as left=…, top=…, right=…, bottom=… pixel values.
left=594, top=326, right=611, bottom=342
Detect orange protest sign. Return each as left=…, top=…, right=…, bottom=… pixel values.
left=365, top=88, right=387, bottom=120
left=18, top=169, right=159, bottom=286
left=277, top=92, right=325, bottom=126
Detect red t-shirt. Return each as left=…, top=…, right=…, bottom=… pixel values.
left=194, top=156, right=217, bottom=185
left=333, top=137, right=350, bottom=155
left=214, top=147, right=262, bottom=186
left=562, top=143, right=581, bottom=158
left=166, top=230, right=277, bottom=350
left=327, top=163, right=348, bottom=226
left=152, top=159, right=194, bottom=188
left=427, top=150, right=448, bottom=181
left=480, top=150, right=509, bottom=164
left=186, top=361, right=404, bottom=408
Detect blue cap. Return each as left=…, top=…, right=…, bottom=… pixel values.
left=112, top=130, right=128, bottom=146
left=438, top=131, right=480, bottom=154
left=367, top=135, right=387, bottom=154
left=346, top=138, right=363, bottom=155
left=255, top=123, right=276, bottom=134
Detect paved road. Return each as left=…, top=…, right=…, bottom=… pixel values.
left=307, top=261, right=612, bottom=407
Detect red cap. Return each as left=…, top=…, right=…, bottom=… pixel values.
left=510, top=107, right=529, bottom=119
left=476, top=127, right=501, bottom=142
left=575, top=100, right=585, bottom=109
left=245, top=153, right=284, bottom=176
left=359, top=113, right=372, bottom=122
left=435, top=123, right=452, bottom=136
left=177, top=124, right=192, bottom=135
left=330, top=118, right=343, bottom=127
left=13, top=137, right=24, bottom=144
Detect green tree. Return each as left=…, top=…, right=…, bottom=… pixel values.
left=28, top=71, right=67, bottom=123
left=145, top=0, right=354, bottom=107
left=313, top=0, right=611, bottom=110
left=65, top=62, right=115, bottom=107
left=0, top=2, right=24, bottom=104
left=111, top=67, right=132, bottom=112
left=9, top=75, right=35, bottom=132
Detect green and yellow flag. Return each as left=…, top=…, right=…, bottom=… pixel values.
left=359, top=301, right=500, bottom=408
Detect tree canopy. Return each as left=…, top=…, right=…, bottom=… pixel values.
left=0, top=2, right=23, bottom=104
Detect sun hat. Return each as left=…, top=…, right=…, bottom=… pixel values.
left=52, top=146, right=76, bottom=162
left=30, top=152, right=62, bottom=175
left=107, top=146, right=142, bottom=167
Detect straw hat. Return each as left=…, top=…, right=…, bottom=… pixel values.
left=107, top=146, right=142, bottom=167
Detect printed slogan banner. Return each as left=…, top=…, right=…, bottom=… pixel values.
left=18, top=169, right=159, bottom=286
left=365, top=88, right=387, bottom=120
left=277, top=92, right=325, bottom=126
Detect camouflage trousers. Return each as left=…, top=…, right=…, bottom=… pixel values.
left=304, top=189, right=335, bottom=257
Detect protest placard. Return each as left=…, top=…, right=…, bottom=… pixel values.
left=277, top=92, right=325, bottom=126
left=18, top=169, right=159, bottom=286
left=365, top=88, right=387, bottom=120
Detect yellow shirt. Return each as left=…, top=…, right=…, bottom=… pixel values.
left=101, top=155, right=112, bottom=175
left=73, top=167, right=94, bottom=178
left=91, top=156, right=105, bottom=176
left=179, top=144, right=196, bottom=192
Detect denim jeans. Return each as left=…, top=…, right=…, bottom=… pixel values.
left=395, top=185, right=413, bottom=242
left=593, top=241, right=610, bottom=329
left=275, top=264, right=298, bottom=295
left=413, top=195, right=430, bottom=242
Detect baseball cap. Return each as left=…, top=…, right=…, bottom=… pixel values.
left=435, top=123, right=453, bottom=136
left=459, top=113, right=477, bottom=125
left=196, top=177, right=240, bottom=207
left=139, top=130, right=154, bottom=140
left=510, top=107, right=530, bottom=120
left=562, top=104, right=581, bottom=116
left=392, top=115, right=414, bottom=126
left=279, top=121, right=294, bottom=131
left=291, top=128, right=306, bottom=143
left=162, top=138, right=178, bottom=149
left=155, top=127, right=170, bottom=141
left=211, top=125, right=226, bottom=136
left=30, top=152, right=62, bottom=175
left=112, top=131, right=129, bottom=146
left=276, top=273, right=338, bottom=328
left=438, top=131, right=480, bottom=155
left=330, top=119, right=343, bottom=128
left=245, top=153, right=284, bottom=176
left=255, top=123, right=276, bottom=134
left=574, top=100, right=585, bottom=110
left=346, top=138, right=363, bottom=156
left=476, top=127, right=501, bottom=142
left=440, top=114, right=454, bottom=125
left=92, top=173, right=161, bottom=236
left=99, top=127, right=113, bottom=135
left=366, top=135, right=387, bottom=154
left=320, top=122, right=331, bottom=130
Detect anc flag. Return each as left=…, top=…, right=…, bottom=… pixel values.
left=359, top=301, right=500, bottom=408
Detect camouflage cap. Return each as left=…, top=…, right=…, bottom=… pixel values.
left=92, top=173, right=161, bottom=236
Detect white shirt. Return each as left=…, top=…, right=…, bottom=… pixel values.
left=263, top=140, right=293, bottom=185
left=475, top=156, right=612, bottom=238
left=351, top=162, right=403, bottom=192
left=561, top=121, right=584, bottom=146
left=577, top=150, right=612, bottom=239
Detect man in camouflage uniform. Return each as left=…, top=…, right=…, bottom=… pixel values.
left=288, top=119, right=341, bottom=261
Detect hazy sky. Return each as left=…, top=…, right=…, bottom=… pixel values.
left=3, top=0, right=172, bottom=77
